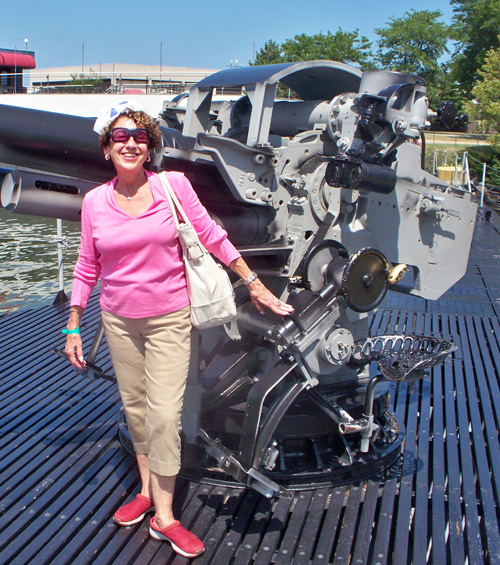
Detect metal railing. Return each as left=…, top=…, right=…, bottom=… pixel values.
left=53, top=218, right=70, bottom=304
left=432, top=149, right=491, bottom=208
left=425, top=131, right=491, bottom=145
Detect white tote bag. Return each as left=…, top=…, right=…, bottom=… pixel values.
left=159, top=172, right=237, bottom=329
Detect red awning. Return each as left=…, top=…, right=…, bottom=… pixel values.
left=0, top=52, right=36, bottom=69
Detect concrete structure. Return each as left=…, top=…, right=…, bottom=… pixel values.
left=28, top=63, right=220, bottom=94
left=0, top=93, right=179, bottom=120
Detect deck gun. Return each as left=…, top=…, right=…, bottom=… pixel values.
left=0, top=61, right=477, bottom=497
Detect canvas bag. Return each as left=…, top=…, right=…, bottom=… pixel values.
left=159, top=172, right=237, bottom=329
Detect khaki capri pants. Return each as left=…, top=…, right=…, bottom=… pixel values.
left=101, top=306, right=191, bottom=476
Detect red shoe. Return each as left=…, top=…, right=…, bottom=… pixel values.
left=113, top=494, right=154, bottom=526
left=149, top=517, right=205, bottom=558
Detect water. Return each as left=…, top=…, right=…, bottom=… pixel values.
left=0, top=207, right=81, bottom=314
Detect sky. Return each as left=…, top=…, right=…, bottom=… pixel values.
left=2, top=0, right=456, bottom=72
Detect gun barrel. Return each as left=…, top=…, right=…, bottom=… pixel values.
left=0, top=104, right=114, bottom=183
left=1, top=169, right=97, bottom=221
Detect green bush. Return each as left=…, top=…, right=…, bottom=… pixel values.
left=467, top=147, right=500, bottom=186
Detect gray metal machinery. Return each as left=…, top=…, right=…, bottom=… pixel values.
left=0, top=61, right=478, bottom=497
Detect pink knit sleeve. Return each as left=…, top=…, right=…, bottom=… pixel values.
left=70, top=193, right=102, bottom=308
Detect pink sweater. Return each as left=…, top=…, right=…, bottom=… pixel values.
left=71, top=170, right=241, bottom=318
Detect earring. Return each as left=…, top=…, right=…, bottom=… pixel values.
left=146, top=156, right=151, bottom=162
left=105, top=154, right=110, bottom=161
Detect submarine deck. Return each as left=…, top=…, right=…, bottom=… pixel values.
left=1, top=215, right=500, bottom=564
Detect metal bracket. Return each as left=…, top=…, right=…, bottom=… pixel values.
left=198, top=429, right=293, bottom=499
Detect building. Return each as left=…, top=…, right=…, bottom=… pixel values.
left=0, top=48, right=36, bottom=93
left=28, top=63, right=220, bottom=94
left=0, top=52, right=238, bottom=119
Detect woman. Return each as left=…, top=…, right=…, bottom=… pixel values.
left=64, top=101, right=293, bottom=559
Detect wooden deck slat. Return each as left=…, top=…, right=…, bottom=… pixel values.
left=8, top=450, right=131, bottom=565
left=291, top=488, right=329, bottom=564
left=392, top=381, right=419, bottom=564
left=474, top=317, right=500, bottom=445
left=311, top=485, right=348, bottom=564
left=197, top=488, right=244, bottom=563
left=470, top=318, right=500, bottom=511
left=452, top=352, right=485, bottom=565
left=1, top=428, right=127, bottom=563
left=0, top=382, right=118, bottom=480
left=412, top=376, right=432, bottom=564
left=442, top=360, right=465, bottom=565
left=206, top=490, right=261, bottom=564
left=331, top=484, right=364, bottom=562
left=458, top=317, right=500, bottom=561
left=430, top=364, right=448, bottom=564
left=369, top=467, right=399, bottom=565
left=51, top=464, right=138, bottom=564
left=0, top=391, right=119, bottom=493
left=350, top=479, right=381, bottom=564
left=232, top=495, right=276, bottom=565
left=273, top=490, right=314, bottom=565
left=251, top=501, right=288, bottom=564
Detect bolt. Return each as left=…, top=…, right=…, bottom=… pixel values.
left=362, top=273, right=374, bottom=287
left=252, top=154, right=266, bottom=165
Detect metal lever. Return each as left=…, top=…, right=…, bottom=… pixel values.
left=52, top=347, right=115, bottom=382
left=198, top=429, right=293, bottom=499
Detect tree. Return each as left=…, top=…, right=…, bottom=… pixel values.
left=467, top=40, right=500, bottom=145
left=450, top=0, right=500, bottom=98
left=429, top=62, right=464, bottom=112
left=281, top=30, right=372, bottom=68
left=253, top=40, right=283, bottom=66
left=251, top=30, right=373, bottom=69
left=374, top=10, right=449, bottom=84
left=65, top=69, right=103, bottom=93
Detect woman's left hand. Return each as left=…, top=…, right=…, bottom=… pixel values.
left=228, top=258, right=294, bottom=316
left=247, top=279, right=295, bottom=316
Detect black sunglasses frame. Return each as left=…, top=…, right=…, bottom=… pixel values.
left=110, top=127, right=150, bottom=144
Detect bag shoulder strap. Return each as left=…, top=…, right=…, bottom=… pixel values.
left=159, top=171, right=190, bottom=228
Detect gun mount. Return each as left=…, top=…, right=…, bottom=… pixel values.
left=0, top=61, right=477, bottom=497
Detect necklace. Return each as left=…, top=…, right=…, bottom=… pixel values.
left=116, top=175, right=147, bottom=201
left=118, top=183, right=139, bottom=200
left=125, top=186, right=137, bottom=200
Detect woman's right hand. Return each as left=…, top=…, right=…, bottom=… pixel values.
left=65, top=334, right=86, bottom=369
left=64, top=305, right=86, bottom=369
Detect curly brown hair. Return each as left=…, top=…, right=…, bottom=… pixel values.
left=98, top=109, right=161, bottom=150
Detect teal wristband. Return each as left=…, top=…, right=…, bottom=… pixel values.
left=62, top=327, right=80, bottom=335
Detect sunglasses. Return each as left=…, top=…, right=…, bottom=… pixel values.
left=110, top=127, right=150, bottom=144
